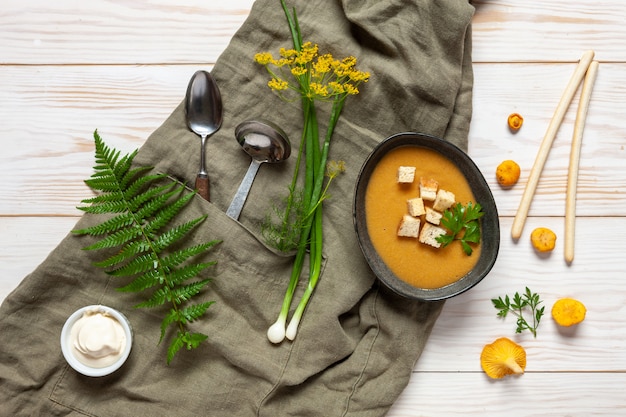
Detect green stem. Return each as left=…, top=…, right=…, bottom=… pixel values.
left=285, top=97, right=346, bottom=340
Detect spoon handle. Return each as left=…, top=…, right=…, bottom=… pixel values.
left=195, top=174, right=210, bottom=201
left=226, top=160, right=261, bottom=220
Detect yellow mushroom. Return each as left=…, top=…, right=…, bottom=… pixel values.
left=552, top=298, right=586, bottom=327
left=480, top=337, right=526, bottom=379
left=507, top=113, right=524, bottom=132
left=496, top=160, right=521, bottom=187
left=530, top=227, right=557, bottom=252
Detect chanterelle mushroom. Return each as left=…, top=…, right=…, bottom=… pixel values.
left=480, top=337, right=526, bottom=379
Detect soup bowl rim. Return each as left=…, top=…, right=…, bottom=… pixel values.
left=352, top=131, right=500, bottom=301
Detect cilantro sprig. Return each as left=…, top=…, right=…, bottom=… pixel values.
left=436, top=201, right=484, bottom=255
left=492, top=287, right=545, bottom=337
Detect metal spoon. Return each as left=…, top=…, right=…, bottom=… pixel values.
left=226, top=120, right=291, bottom=220
left=184, top=70, right=223, bottom=201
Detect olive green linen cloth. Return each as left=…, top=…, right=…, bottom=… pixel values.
left=0, top=0, right=474, bottom=415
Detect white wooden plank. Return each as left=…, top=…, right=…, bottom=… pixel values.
left=417, top=216, right=626, bottom=372
left=469, top=62, right=626, bottom=217
left=388, top=372, right=626, bottom=417
left=0, top=217, right=79, bottom=300
left=1, top=63, right=625, bottom=216
left=472, top=0, right=626, bottom=62
left=3, top=0, right=626, bottom=64
left=2, top=217, right=624, bottom=373
left=0, top=0, right=253, bottom=65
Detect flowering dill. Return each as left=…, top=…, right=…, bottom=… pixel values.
left=260, top=0, right=370, bottom=344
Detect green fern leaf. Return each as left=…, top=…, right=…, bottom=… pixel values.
left=160, top=309, right=179, bottom=343
left=143, top=192, right=197, bottom=235
left=123, top=172, right=166, bottom=199
left=167, top=332, right=186, bottom=365
left=82, top=225, right=143, bottom=250
left=106, top=253, right=157, bottom=277
left=152, top=216, right=207, bottom=253
left=160, top=241, right=220, bottom=270
left=128, top=182, right=178, bottom=213
left=72, top=212, right=135, bottom=237
left=166, top=331, right=208, bottom=365
left=116, top=269, right=162, bottom=293
left=74, top=131, right=220, bottom=364
left=167, top=262, right=217, bottom=287
left=170, top=279, right=211, bottom=305
left=120, top=165, right=153, bottom=189
left=77, top=199, right=129, bottom=214
left=93, top=240, right=152, bottom=269
left=179, top=302, right=214, bottom=324
left=79, top=191, right=125, bottom=206
left=135, top=286, right=171, bottom=309
left=132, top=186, right=184, bottom=226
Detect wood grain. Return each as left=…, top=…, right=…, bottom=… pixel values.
left=1, top=0, right=625, bottom=415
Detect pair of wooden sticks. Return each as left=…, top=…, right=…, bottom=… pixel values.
left=510, top=50, right=599, bottom=263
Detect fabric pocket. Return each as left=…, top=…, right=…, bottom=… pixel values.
left=48, top=189, right=363, bottom=416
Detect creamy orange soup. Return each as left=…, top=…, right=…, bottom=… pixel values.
left=365, top=145, right=481, bottom=289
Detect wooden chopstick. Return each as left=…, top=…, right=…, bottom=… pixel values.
left=565, top=60, right=599, bottom=263
left=511, top=50, right=595, bottom=239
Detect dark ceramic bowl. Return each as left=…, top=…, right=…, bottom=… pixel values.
left=353, top=132, right=500, bottom=301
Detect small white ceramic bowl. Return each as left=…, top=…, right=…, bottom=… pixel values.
left=60, top=305, right=133, bottom=377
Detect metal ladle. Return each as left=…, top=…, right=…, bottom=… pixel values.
left=226, top=120, right=291, bottom=220
left=184, top=70, right=223, bottom=201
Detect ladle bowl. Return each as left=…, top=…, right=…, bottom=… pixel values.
left=226, top=120, right=291, bottom=220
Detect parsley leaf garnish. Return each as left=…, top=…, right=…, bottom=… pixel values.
left=436, top=201, right=484, bottom=255
left=492, top=287, right=545, bottom=337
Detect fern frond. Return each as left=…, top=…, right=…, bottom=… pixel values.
left=116, top=269, right=162, bottom=293
left=72, top=212, right=135, bottom=236
left=160, top=309, right=179, bottom=343
left=120, top=165, right=157, bottom=190
left=152, top=216, right=207, bottom=253
left=132, top=185, right=184, bottom=225
left=137, top=279, right=210, bottom=309
left=106, top=253, right=157, bottom=277
left=83, top=177, right=122, bottom=193
left=167, top=262, right=216, bottom=287
left=79, top=191, right=125, bottom=206
left=135, top=285, right=174, bottom=309
left=127, top=181, right=177, bottom=213
left=179, top=301, right=214, bottom=324
left=167, top=332, right=186, bottom=365
left=77, top=199, right=129, bottom=214
left=143, top=192, right=197, bottom=235
left=82, top=225, right=143, bottom=250
left=112, top=150, right=138, bottom=183
left=160, top=241, right=220, bottom=269
left=75, top=131, right=219, bottom=364
left=167, top=331, right=208, bottom=365
left=93, top=240, right=152, bottom=269
left=170, top=279, right=211, bottom=305
left=160, top=303, right=213, bottom=345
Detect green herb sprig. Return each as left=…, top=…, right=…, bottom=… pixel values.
left=492, top=287, right=545, bottom=337
left=256, top=0, right=368, bottom=344
left=436, top=201, right=484, bottom=255
left=73, top=131, right=220, bottom=364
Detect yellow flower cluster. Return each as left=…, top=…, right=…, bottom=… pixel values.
left=254, top=41, right=370, bottom=101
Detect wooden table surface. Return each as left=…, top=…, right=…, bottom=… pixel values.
left=1, top=1, right=625, bottom=415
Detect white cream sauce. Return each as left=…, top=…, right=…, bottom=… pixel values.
left=70, top=310, right=126, bottom=368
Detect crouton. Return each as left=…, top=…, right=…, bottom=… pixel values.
left=419, top=177, right=438, bottom=201
left=425, top=207, right=443, bottom=225
left=407, top=197, right=426, bottom=217
left=433, top=189, right=455, bottom=211
left=398, top=215, right=420, bottom=238
left=419, top=223, right=446, bottom=248
left=397, top=166, right=416, bottom=183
